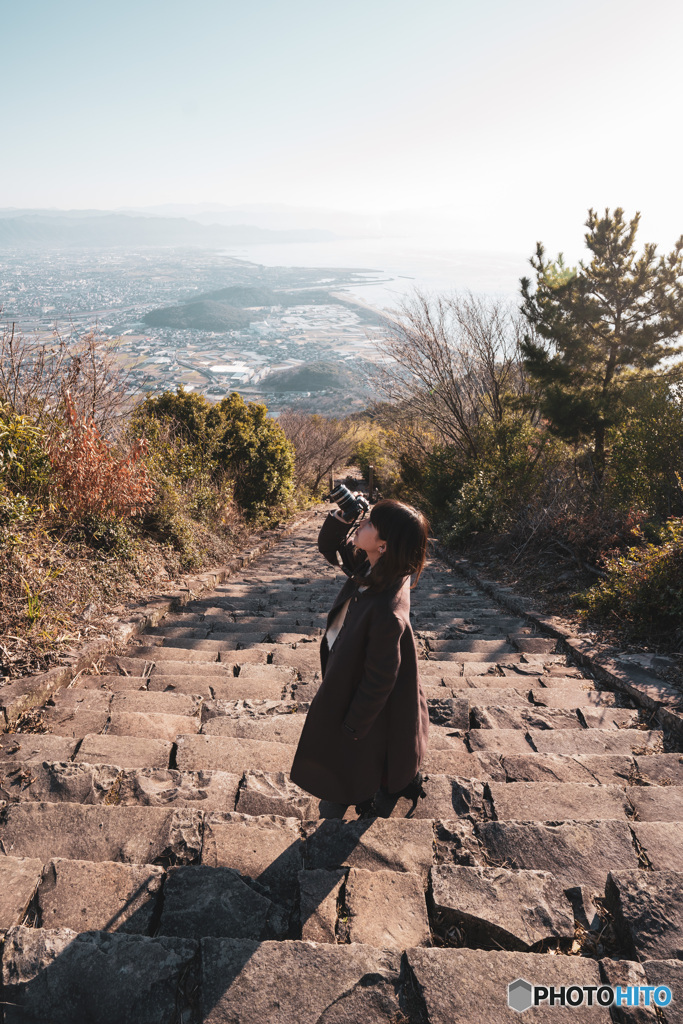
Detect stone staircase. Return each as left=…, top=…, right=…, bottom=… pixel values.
left=1, top=508, right=682, bottom=1022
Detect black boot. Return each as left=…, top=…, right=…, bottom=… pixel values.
left=391, top=771, right=425, bottom=803
left=354, top=796, right=377, bottom=819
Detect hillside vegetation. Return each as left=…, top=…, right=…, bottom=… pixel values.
left=358, top=209, right=683, bottom=653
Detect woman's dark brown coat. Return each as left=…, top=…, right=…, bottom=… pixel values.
left=290, top=513, right=429, bottom=805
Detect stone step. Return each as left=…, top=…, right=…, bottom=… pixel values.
left=488, top=781, right=631, bottom=821
left=0, top=761, right=241, bottom=809
left=104, top=654, right=231, bottom=677
left=176, top=734, right=297, bottom=773
left=0, top=856, right=43, bottom=934
left=468, top=728, right=663, bottom=756
left=470, top=705, right=639, bottom=730
left=431, top=864, right=574, bottom=951
left=0, top=803, right=203, bottom=863
left=37, top=857, right=164, bottom=933
left=75, top=734, right=173, bottom=769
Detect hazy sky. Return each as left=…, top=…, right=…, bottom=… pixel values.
left=4, top=0, right=683, bottom=256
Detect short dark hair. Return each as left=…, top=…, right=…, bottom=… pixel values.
left=354, top=499, right=429, bottom=591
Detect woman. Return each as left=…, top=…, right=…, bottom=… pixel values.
left=290, top=498, right=430, bottom=814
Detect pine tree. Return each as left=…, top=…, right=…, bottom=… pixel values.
left=520, top=208, right=683, bottom=480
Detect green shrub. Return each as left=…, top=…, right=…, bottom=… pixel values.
left=209, top=393, right=294, bottom=520
left=442, top=416, right=565, bottom=543
left=578, top=518, right=683, bottom=638
left=0, top=404, right=50, bottom=494
left=607, top=384, right=683, bottom=517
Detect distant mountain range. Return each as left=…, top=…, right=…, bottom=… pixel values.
left=0, top=212, right=336, bottom=248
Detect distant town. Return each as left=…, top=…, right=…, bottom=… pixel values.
left=0, top=247, right=394, bottom=415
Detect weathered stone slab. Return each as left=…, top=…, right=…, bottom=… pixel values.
left=345, top=866, right=430, bottom=949
left=76, top=674, right=150, bottom=691
left=129, top=645, right=222, bottom=663
left=158, top=864, right=285, bottom=939
left=474, top=820, right=640, bottom=889
left=0, top=761, right=121, bottom=805
left=467, top=729, right=534, bottom=754
left=428, top=638, right=517, bottom=655
left=235, top=770, right=320, bottom=818
left=298, top=867, right=344, bottom=942
left=628, top=787, right=683, bottom=821
left=422, top=750, right=507, bottom=781
left=75, top=734, right=172, bottom=769
left=461, top=687, right=534, bottom=705
left=115, top=768, right=241, bottom=809
left=606, top=870, right=683, bottom=961
left=110, top=690, right=201, bottom=716
left=200, top=938, right=402, bottom=1024
left=529, top=729, right=663, bottom=756
left=501, top=753, right=635, bottom=785
left=2, top=926, right=198, bottom=1024
left=631, top=823, right=683, bottom=871
left=529, top=686, right=619, bottom=707
left=579, top=708, right=641, bottom=729
left=161, top=637, right=238, bottom=652
left=1, top=803, right=202, bottom=864
left=105, top=654, right=230, bottom=677
left=431, top=864, right=574, bottom=950
left=0, top=734, right=77, bottom=763
left=270, top=647, right=321, bottom=672
left=202, top=812, right=303, bottom=903
left=42, top=709, right=110, bottom=738
left=226, top=648, right=271, bottom=666
left=512, top=637, right=558, bottom=655
left=471, top=705, right=582, bottom=729
left=404, top=947, right=609, bottom=1022
left=635, top=754, right=683, bottom=786
left=304, top=817, right=434, bottom=877
left=37, top=858, right=164, bottom=933
left=373, top=775, right=487, bottom=820
left=48, top=689, right=114, bottom=711
left=489, top=781, right=629, bottom=821
left=0, top=857, right=43, bottom=931
left=146, top=675, right=214, bottom=695
left=209, top=677, right=290, bottom=700
left=201, top=714, right=303, bottom=744
left=152, top=625, right=209, bottom=639
left=175, top=734, right=296, bottom=773
left=107, top=710, right=199, bottom=740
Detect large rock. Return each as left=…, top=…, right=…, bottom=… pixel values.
left=0, top=803, right=202, bottom=864
left=500, top=753, right=635, bottom=785
left=404, top=947, right=609, bottom=1022
left=200, top=938, right=402, bottom=1024
left=488, top=782, right=630, bottom=821
left=0, top=857, right=43, bottom=932
left=474, top=820, right=640, bottom=890
left=344, top=867, right=429, bottom=949
left=298, top=868, right=345, bottom=942
left=598, top=958, right=655, bottom=1024
left=470, top=706, right=582, bottom=730
left=1, top=926, right=198, bottom=1024
left=158, top=864, right=286, bottom=939
left=606, top=870, right=683, bottom=961
left=304, top=817, right=434, bottom=877
left=431, top=865, right=574, bottom=950
left=37, top=858, right=164, bottom=933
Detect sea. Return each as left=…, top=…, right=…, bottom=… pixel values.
left=219, top=236, right=529, bottom=313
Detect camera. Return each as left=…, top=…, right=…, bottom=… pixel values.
left=329, top=483, right=370, bottom=523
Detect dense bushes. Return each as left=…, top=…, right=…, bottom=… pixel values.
left=578, top=519, right=683, bottom=640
